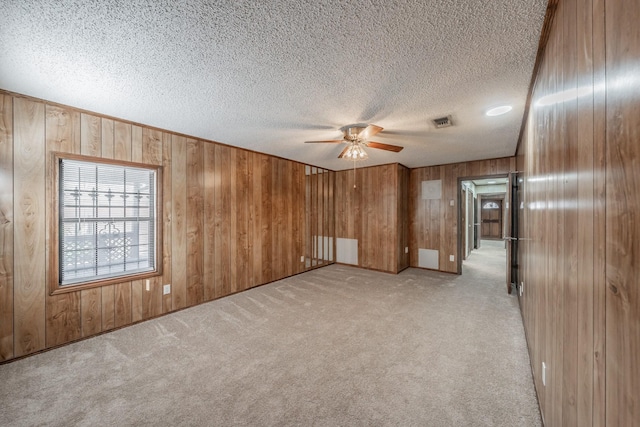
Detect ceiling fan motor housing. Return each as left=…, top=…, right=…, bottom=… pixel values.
left=341, top=125, right=368, bottom=141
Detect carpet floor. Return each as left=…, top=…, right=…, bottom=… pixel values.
left=0, top=240, right=541, bottom=426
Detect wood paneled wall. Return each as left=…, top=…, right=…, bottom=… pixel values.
left=409, top=157, right=514, bottom=273
left=305, top=167, right=335, bottom=268
left=517, top=0, right=639, bottom=425
left=397, top=165, right=410, bottom=272
left=334, top=163, right=407, bottom=273
left=0, top=91, right=316, bottom=362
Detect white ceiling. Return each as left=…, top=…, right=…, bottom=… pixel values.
left=470, top=177, right=508, bottom=186
left=0, top=0, right=547, bottom=171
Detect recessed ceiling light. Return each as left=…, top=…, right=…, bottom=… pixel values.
left=488, top=181, right=496, bottom=184
left=486, top=105, right=513, bottom=116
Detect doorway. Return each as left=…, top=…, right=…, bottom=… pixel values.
left=458, top=173, right=520, bottom=294
left=459, top=176, right=508, bottom=258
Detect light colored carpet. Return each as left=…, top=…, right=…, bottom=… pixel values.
left=0, top=240, right=541, bottom=426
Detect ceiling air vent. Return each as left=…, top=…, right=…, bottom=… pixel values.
left=432, top=115, right=453, bottom=129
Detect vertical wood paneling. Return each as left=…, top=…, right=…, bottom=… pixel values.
left=591, top=0, right=607, bottom=424
left=397, top=165, right=410, bottom=272
left=605, top=0, right=640, bottom=424
left=203, top=141, right=216, bottom=301
left=247, top=153, right=256, bottom=282
left=229, top=150, right=239, bottom=291
left=142, top=128, right=163, bottom=319
left=1, top=90, right=325, bottom=363
left=186, top=139, right=204, bottom=305
left=284, top=161, right=293, bottom=276
left=100, top=117, right=116, bottom=331
left=114, top=121, right=132, bottom=162
left=334, top=164, right=400, bottom=273
left=80, top=289, right=101, bottom=337
left=161, top=132, right=172, bottom=313
left=13, top=98, right=46, bottom=357
left=547, top=4, right=563, bottom=424
left=214, top=144, right=231, bottom=298
left=101, top=285, right=115, bottom=331
left=80, top=113, right=101, bottom=157
left=130, top=126, right=144, bottom=322
left=79, top=113, right=103, bottom=336
left=233, top=149, right=250, bottom=291
left=561, top=0, right=579, bottom=424
left=113, top=122, right=132, bottom=328
left=326, top=169, right=335, bottom=266
left=271, top=159, right=284, bottom=276
left=101, top=119, right=115, bottom=159
left=251, top=153, right=263, bottom=285
left=575, top=1, right=595, bottom=424
left=409, top=158, right=511, bottom=273
left=261, top=156, right=272, bottom=283
left=45, top=105, right=82, bottom=346
left=171, top=135, right=187, bottom=310
left=0, top=94, right=14, bottom=360
left=515, top=0, right=640, bottom=423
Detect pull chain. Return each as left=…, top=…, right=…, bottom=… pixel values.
left=353, top=159, right=357, bottom=189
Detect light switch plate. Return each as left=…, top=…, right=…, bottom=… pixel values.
left=163, top=284, right=171, bottom=295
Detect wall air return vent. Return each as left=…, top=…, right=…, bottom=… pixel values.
left=432, top=115, right=453, bottom=128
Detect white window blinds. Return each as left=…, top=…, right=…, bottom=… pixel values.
left=59, top=158, right=157, bottom=286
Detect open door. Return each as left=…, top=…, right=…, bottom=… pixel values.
left=504, top=172, right=520, bottom=294
left=473, top=197, right=479, bottom=249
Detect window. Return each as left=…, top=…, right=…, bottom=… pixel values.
left=483, top=201, right=500, bottom=209
left=51, top=153, right=162, bottom=293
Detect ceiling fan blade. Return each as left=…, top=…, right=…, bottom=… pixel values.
left=337, top=146, right=351, bottom=158
left=360, top=124, right=384, bottom=139
left=304, top=140, right=343, bottom=143
left=366, top=141, right=404, bottom=152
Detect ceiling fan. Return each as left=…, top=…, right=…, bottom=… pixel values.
left=305, top=124, right=403, bottom=160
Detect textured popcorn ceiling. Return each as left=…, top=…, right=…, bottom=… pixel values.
left=0, top=0, right=547, bottom=170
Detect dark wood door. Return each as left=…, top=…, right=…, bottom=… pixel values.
left=481, top=199, right=502, bottom=239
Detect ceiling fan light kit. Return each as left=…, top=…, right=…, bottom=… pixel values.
left=342, top=142, right=369, bottom=161
left=305, top=123, right=403, bottom=161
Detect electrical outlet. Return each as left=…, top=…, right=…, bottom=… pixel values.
left=520, top=281, right=524, bottom=296
left=405, top=246, right=409, bottom=254
left=449, top=199, right=455, bottom=206
left=449, top=255, right=455, bottom=262
left=145, top=279, right=150, bottom=291
left=300, top=255, right=305, bottom=262
left=163, top=284, right=171, bottom=295
left=542, top=362, right=547, bottom=386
